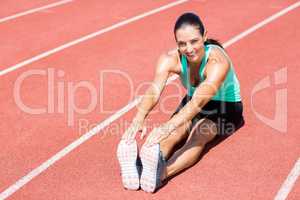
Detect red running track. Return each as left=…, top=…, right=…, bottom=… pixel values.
left=0, top=0, right=65, bottom=18
left=0, top=0, right=299, bottom=199
left=0, top=0, right=177, bottom=70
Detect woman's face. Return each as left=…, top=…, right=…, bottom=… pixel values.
left=176, top=25, right=206, bottom=64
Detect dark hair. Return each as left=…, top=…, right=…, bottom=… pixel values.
left=174, top=12, right=223, bottom=48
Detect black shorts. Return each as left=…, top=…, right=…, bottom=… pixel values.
left=172, top=95, right=245, bottom=136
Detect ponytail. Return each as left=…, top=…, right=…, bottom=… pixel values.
left=204, top=38, right=223, bottom=48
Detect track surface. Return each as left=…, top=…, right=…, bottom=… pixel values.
left=0, top=0, right=299, bottom=199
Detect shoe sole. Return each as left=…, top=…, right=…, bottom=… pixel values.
left=117, top=140, right=140, bottom=190
left=140, top=144, right=160, bottom=193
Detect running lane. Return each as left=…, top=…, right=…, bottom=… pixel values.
left=0, top=0, right=186, bottom=192
left=0, top=0, right=178, bottom=70
left=0, top=0, right=65, bottom=18
left=2, top=1, right=299, bottom=199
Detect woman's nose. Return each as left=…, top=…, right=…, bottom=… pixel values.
left=186, top=43, right=193, bottom=53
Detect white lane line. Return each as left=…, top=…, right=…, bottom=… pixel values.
left=0, top=0, right=189, bottom=77
left=274, top=158, right=300, bottom=200
left=224, top=1, right=300, bottom=47
left=0, top=0, right=73, bottom=24
left=0, top=1, right=299, bottom=199
left=0, top=97, right=141, bottom=200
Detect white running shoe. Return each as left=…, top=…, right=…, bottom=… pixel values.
left=117, top=140, right=140, bottom=190
left=140, top=144, right=166, bottom=193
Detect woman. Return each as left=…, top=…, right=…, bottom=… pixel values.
left=117, top=12, right=244, bottom=193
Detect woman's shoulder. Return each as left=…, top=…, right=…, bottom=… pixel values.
left=156, top=49, right=182, bottom=74
left=204, top=45, right=230, bottom=77
left=207, top=45, right=230, bottom=64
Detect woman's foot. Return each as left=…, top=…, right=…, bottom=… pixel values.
left=140, top=144, right=167, bottom=193
left=117, top=140, right=140, bottom=190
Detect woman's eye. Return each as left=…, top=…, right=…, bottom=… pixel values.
left=178, top=42, right=186, bottom=47
left=191, top=39, right=198, bottom=44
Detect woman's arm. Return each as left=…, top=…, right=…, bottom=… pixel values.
left=164, top=47, right=230, bottom=132
left=134, top=52, right=178, bottom=122
left=122, top=52, right=179, bottom=142
left=144, top=47, right=230, bottom=146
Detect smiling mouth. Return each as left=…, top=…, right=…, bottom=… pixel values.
left=186, top=54, right=196, bottom=58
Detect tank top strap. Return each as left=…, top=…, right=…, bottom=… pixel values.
left=199, top=45, right=211, bottom=81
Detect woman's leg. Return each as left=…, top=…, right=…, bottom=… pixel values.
left=139, top=122, right=192, bottom=192
left=159, top=121, right=192, bottom=160
left=159, top=95, right=192, bottom=160
left=164, top=118, right=218, bottom=179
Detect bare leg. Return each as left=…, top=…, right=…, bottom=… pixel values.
left=139, top=121, right=192, bottom=192
left=159, top=121, right=192, bottom=160
left=165, top=118, right=218, bottom=179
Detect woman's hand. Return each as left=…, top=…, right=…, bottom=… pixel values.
left=122, top=118, right=147, bottom=144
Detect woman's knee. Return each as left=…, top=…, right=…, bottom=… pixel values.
left=159, top=121, right=191, bottom=151
left=165, top=121, right=191, bottom=143
left=190, top=119, right=217, bottom=145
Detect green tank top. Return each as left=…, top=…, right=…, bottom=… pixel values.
left=179, top=44, right=241, bottom=102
